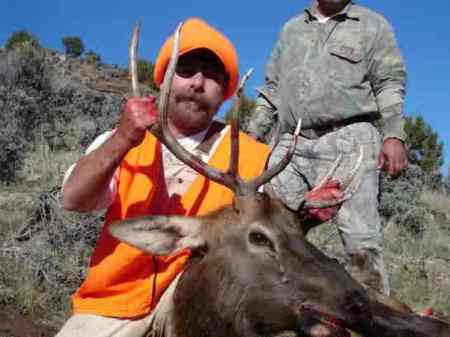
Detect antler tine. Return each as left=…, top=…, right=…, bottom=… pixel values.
left=158, top=22, right=183, bottom=119
left=303, top=145, right=364, bottom=209
left=228, top=68, right=253, bottom=178
left=129, top=23, right=141, bottom=97
left=311, top=153, right=344, bottom=192
left=157, top=22, right=239, bottom=191
left=243, top=119, right=302, bottom=194
left=340, top=145, right=364, bottom=190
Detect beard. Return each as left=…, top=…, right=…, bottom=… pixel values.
left=167, top=92, right=217, bottom=135
left=175, top=93, right=210, bottom=117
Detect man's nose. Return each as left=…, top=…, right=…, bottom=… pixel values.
left=189, top=71, right=205, bottom=90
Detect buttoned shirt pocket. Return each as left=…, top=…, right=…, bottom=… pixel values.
left=329, top=42, right=363, bottom=63
left=327, top=40, right=368, bottom=88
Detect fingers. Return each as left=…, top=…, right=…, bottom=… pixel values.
left=117, top=96, right=159, bottom=147
left=308, top=207, right=338, bottom=222
left=397, top=152, right=408, bottom=172
left=142, top=96, right=159, bottom=119
left=330, top=188, right=344, bottom=199
left=124, top=96, right=158, bottom=125
left=387, top=154, right=408, bottom=178
left=380, top=138, right=408, bottom=178
left=307, top=179, right=343, bottom=202
left=322, top=179, right=341, bottom=189
left=388, top=157, right=397, bottom=177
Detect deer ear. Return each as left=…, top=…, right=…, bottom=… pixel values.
left=109, top=216, right=205, bottom=255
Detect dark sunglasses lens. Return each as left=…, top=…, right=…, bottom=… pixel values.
left=175, top=63, right=196, bottom=78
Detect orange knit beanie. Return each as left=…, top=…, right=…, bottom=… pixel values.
left=153, top=17, right=239, bottom=99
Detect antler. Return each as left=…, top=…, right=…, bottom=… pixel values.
left=303, top=146, right=364, bottom=209
left=129, top=23, right=141, bottom=97
left=134, top=23, right=300, bottom=196
left=228, top=69, right=254, bottom=178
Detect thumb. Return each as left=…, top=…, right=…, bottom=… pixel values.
left=323, top=179, right=341, bottom=189
left=144, top=98, right=159, bottom=119
left=377, top=151, right=385, bottom=170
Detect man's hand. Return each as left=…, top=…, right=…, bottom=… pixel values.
left=305, top=179, right=343, bottom=222
left=62, top=96, right=159, bottom=212
left=116, top=96, right=159, bottom=147
left=378, top=138, right=408, bottom=178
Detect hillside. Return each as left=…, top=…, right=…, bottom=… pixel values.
left=0, top=44, right=155, bottom=335
left=0, top=44, right=449, bottom=336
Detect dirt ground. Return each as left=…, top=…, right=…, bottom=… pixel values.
left=0, top=305, right=56, bottom=337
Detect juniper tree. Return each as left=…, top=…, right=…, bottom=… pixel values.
left=224, top=93, right=256, bottom=130
left=5, top=31, right=40, bottom=50
left=62, top=36, right=85, bottom=57
left=404, top=116, right=444, bottom=183
left=137, top=59, right=158, bottom=91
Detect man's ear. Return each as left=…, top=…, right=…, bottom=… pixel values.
left=109, top=216, right=205, bottom=255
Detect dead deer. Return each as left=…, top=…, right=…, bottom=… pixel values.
left=109, top=22, right=450, bottom=337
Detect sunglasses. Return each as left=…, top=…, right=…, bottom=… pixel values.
left=175, top=50, right=229, bottom=85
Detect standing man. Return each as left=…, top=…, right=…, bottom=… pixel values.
left=248, top=0, right=408, bottom=294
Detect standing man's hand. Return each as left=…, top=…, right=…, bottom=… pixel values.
left=378, top=138, right=408, bottom=178
left=116, top=96, right=159, bottom=147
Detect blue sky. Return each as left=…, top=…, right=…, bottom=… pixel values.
left=1, top=1, right=449, bottom=173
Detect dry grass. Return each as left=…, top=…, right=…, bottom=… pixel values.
left=385, top=221, right=450, bottom=314
left=0, top=144, right=97, bottom=330
left=421, top=189, right=450, bottom=218
left=395, top=189, right=450, bottom=314
left=17, top=138, right=81, bottom=189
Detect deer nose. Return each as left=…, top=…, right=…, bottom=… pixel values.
left=344, top=291, right=372, bottom=322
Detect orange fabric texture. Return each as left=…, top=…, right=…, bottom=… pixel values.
left=153, top=17, right=239, bottom=99
left=72, top=128, right=270, bottom=318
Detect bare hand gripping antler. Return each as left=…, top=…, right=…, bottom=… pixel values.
left=128, top=23, right=361, bottom=205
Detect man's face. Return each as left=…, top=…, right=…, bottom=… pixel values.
left=317, top=0, right=350, bottom=15
left=168, top=49, right=227, bottom=136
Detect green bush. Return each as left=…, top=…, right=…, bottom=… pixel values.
left=0, top=107, right=25, bottom=183
left=379, top=164, right=429, bottom=236
left=62, top=36, right=85, bottom=57
left=5, top=31, right=40, bottom=50
left=137, top=59, right=158, bottom=91
left=84, top=50, right=101, bottom=64
left=0, top=43, right=47, bottom=90
left=224, top=93, right=256, bottom=130
left=0, top=45, right=48, bottom=182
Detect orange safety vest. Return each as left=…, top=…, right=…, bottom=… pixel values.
left=72, top=128, right=270, bottom=318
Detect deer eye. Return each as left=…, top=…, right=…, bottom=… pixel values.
left=248, top=231, right=274, bottom=250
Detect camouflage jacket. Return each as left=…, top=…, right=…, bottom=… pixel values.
left=248, top=1, right=407, bottom=141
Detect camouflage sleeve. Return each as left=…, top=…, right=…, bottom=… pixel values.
left=368, top=18, right=407, bottom=141
left=247, top=35, right=283, bottom=140
left=246, top=97, right=277, bottom=141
